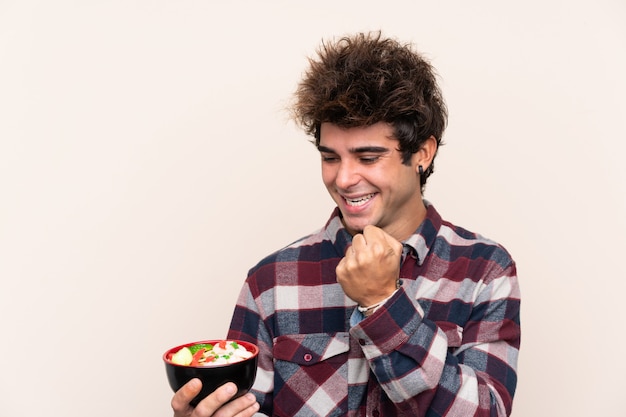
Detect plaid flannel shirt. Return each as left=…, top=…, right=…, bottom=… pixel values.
left=228, top=203, right=521, bottom=416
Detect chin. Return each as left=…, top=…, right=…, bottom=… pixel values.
left=337, top=205, right=380, bottom=234
left=342, top=218, right=374, bottom=235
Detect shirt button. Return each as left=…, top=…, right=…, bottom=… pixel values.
left=358, top=339, right=366, bottom=345
left=372, top=410, right=380, bottom=417
left=303, top=353, right=313, bottom=362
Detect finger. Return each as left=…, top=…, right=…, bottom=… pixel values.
left=363, top=225, right=402, bottom=255
left=211, top=392, right=259, bottom=417
left=381, top=231, right=403, bottom=255
left=362, top=224, right=388, bottom=244
left=361, top=226, right=393, bottom=257
left=350, top=233, right=366, bottom=252
left=193, top=382, right=239, bottom=416
left=171, top=378, right=202, bottom=415
left=343, top=243, right=355, bottom=258
left=335, top=254, right=350, bottom=280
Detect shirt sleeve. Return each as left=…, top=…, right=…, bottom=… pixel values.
left=349, top=261, right=521, bottom=417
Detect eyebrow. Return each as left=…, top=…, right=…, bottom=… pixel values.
left=317, top=145, right=390, bottom=154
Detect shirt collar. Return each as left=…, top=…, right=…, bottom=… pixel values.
left=325, top=201, right=443, bottom=265
left=402, top=201, right=442, bottom=265
left=324, top=208, right=353, bottom=257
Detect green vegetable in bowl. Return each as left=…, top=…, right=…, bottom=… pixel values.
left=189, top=343, right=213, bottom=355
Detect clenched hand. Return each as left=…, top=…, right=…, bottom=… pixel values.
left=336, top=225, right=403, bottom=308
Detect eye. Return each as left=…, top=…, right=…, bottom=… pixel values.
left=359, top=155, right=380, bottom=164
left=321, top=154, right=339, bottom=163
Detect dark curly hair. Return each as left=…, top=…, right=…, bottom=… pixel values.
left=292, top=31, right=448, bottom=188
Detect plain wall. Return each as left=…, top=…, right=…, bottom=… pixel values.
left=1, top=1, right=625, bottom=416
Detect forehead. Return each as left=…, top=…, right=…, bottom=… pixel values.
left=319, top=122, right=397, bottom=148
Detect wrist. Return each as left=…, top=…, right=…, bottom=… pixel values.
left=357, top=280, right=401, bottom=317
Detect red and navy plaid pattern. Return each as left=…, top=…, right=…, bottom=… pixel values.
left=228, top=203, right=521, bottom=416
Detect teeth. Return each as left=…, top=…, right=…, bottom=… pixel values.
left=345, top=193, right=375, bottom=207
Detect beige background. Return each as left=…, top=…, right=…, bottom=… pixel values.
left=1, top=1, right=625, bottom=416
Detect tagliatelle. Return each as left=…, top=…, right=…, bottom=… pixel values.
left=170, top=341, right=253, bottom=367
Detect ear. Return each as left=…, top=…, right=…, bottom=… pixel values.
left=414, top=136, right=438, bottom=173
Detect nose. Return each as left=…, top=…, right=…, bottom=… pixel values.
left=334, top=160, right=360, bottom=190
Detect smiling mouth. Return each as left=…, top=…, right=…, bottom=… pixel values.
left=344, top=193, right=376, bottom=207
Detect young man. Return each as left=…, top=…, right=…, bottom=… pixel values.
left=172, top=32, right=521, bottom=417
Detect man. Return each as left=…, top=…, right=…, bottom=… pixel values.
left=172, top=31, right=521, bottom=417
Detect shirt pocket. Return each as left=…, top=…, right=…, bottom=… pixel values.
left=274, top=332, right=350, bottom=364
left=272, top=333, right=350, bottom=417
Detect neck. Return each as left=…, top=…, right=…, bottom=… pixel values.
left=388, top=200, right=428, bottom=241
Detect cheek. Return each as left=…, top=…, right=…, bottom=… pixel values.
left=320, top=166, right=335, bottom=188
